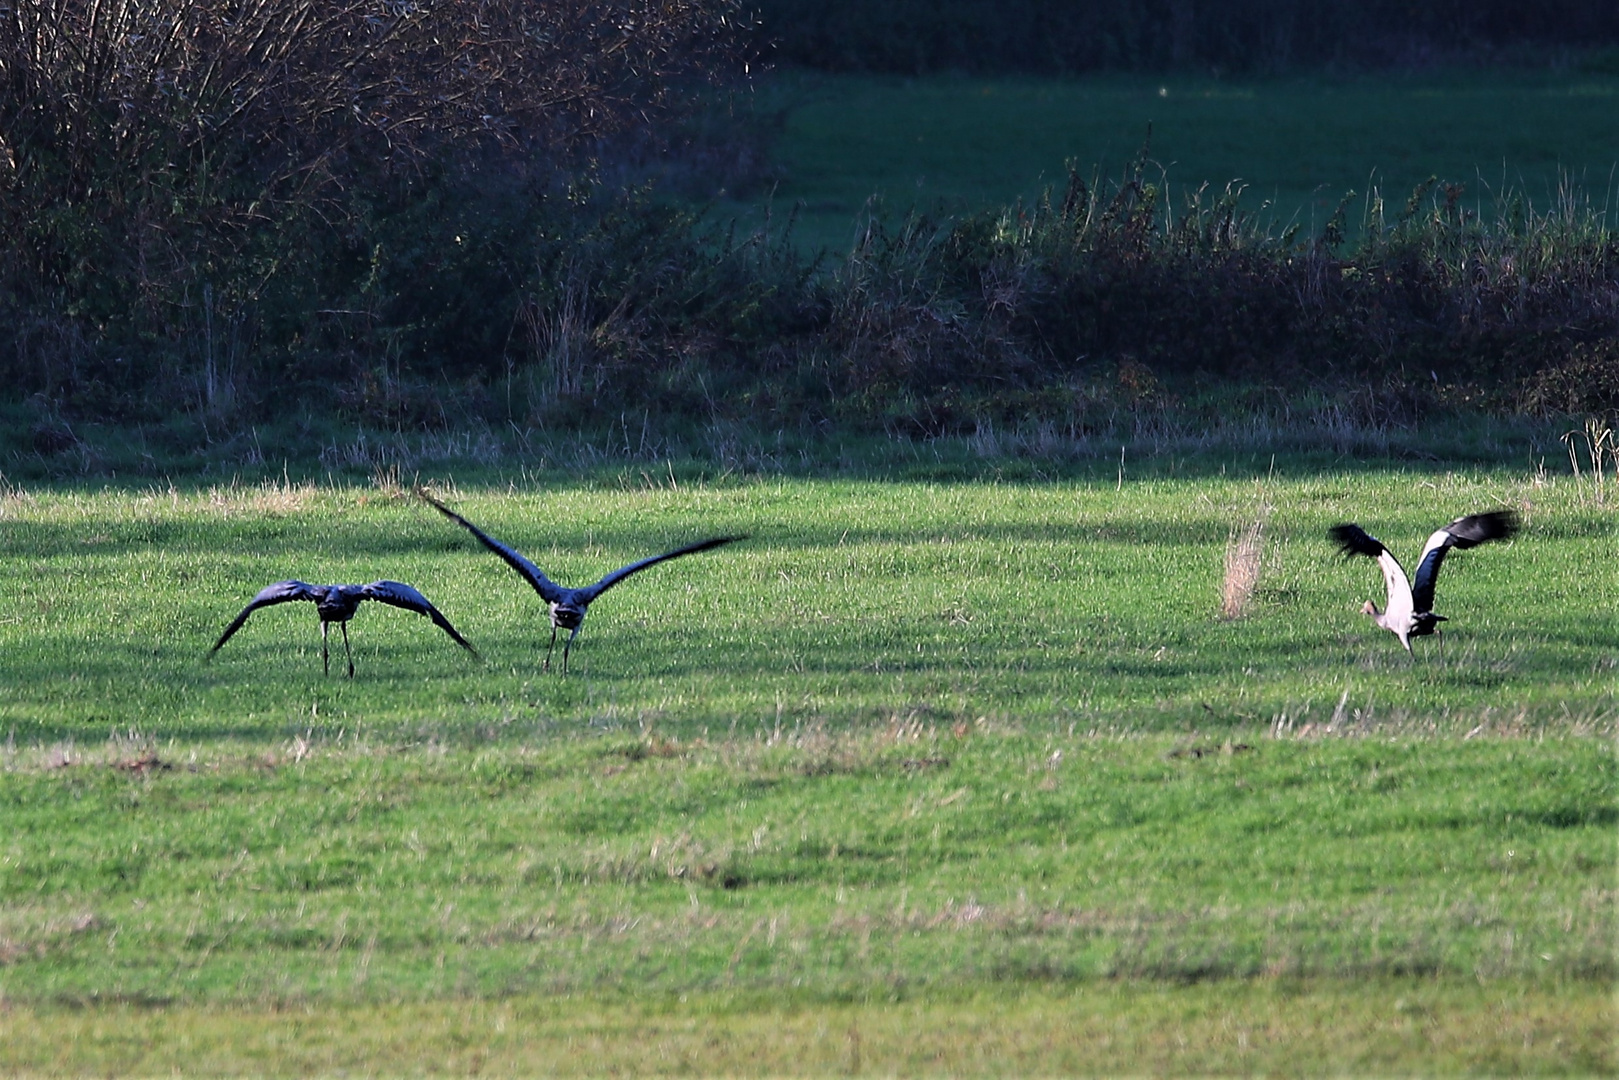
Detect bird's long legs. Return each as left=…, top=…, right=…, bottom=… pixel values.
left=562, top=626, right=581, bottom=674
left=341, top=621, right=355, bottom=678
left=541, top=625, right=583, bottom=673
left=321, top=622, right=330, bottom=676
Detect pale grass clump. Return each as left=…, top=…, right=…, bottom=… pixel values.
left=248, top=475, right=319, bottom=515
left=0, top=904, right=103, bottom=966
left=201, top=471, right=319, bottom=516
left=1220, top=518, right=1266, bottom=619
left=0, top=472, right=35, bottom=518
left=368, top=462, right=407, bottom=500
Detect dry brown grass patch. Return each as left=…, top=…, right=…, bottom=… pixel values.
left=1220, top=517, right=1266, bottom=619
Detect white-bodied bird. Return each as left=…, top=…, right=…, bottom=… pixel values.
left=1329, top=510, right=1519, bottom=655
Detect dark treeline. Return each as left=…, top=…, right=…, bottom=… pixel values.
left=752, top=0, right=1619, bottom=75
left=0, top=0, right=753, bottom=434
left=3, top=1, right=1618, bottom=458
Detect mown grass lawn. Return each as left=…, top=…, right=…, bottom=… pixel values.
left=0, top=461, right=1613, bottom=1073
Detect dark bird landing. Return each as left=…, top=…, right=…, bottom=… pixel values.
left=418, top=490, right=745, bottom=673
left=1328, top=510, right=1519, bottom=656
left=209, top=580, right=479, bottom=676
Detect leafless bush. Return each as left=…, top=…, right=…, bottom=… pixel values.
left=0, top=0, right=753, bottom=399
left=0, top=0, right=751, bottom=192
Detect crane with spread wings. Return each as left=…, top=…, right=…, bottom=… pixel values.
left=1328, top=510, right=1519, bottom=656
left=210, top=580, right=478, bottom=676
left=419, top=491, right=744, bottom=673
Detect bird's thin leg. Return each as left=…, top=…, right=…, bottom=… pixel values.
left=321, top=621, right=330, bottom=676
left=544, top=626, right=558, bottom=672
left=342, top=621, right=354, bottom=678
left=562, top=626, right=581, bottom=674
left=1437, top=627, right=1445, bottom=664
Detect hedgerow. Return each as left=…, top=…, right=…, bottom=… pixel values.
left=2, top=2, right=1616, bottom=441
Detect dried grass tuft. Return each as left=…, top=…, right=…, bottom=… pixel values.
left=1220, top=518, right=1266, bottom=619
left=250, top=475, right=317, bottom=515
left=0, top=473, right=35, bottom=518
left=1561, top=416, right=1616, bottom=506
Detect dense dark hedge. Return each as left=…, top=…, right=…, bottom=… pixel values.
left=0, top=0, right=754, bottom=424
left=751, top=0, right=1619, bottom=75
left=794, top=172, right=1619, bottom=433
left=7, top=162, right=1617, bottom=439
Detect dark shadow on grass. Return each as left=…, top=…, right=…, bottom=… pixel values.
left=1417, top=806, right=1619, bottom=831
left=2, top=491, right=1610, bottom=591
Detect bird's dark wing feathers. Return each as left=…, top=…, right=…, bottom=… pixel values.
left=362, top=580, right=479, bottom=657
left=210, top=580, right=320, bottom=654
left=1440, top=510, right=1519, bottom=549
left=419, top=491, right=566, bottom=604
left=1327, top=523, right=1386, bottom=560
left=581, top=535, right=747, bottom=601
left=1410, top=510, right=1518, bottom=613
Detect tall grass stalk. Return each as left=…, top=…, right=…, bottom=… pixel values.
left=1561, top=416, right=1617, bottom=506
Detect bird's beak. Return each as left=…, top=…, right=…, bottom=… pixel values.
left=1360, top=601, right=1378, bottom=616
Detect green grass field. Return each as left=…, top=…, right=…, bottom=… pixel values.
left=1, top=462, right=1614, bottom=1073
left=727, top=70, right=1619, bottom=253
left=1, top=464, right=1612, bottom=740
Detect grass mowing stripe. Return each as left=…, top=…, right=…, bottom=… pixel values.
left=0, top=735, right=1610, bottom=1000
left=1, top=982, right=1612, bottom=1075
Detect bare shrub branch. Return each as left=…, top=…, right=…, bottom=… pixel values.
left=1, top=0, right=750, bottom=187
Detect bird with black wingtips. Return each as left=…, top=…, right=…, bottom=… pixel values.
left=209, top=580, right=479, bottom=676
left=1328, top=510, right=1519, bottom=656
left=417, top=489, right=745, bottom=673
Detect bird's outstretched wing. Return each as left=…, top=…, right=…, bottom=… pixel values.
left=210, top=580, right=320, bottom=655
left=580, top=536, right=747, bottom=602
left=361, top=580, right=480, bottom=657
left=418, top=491, right=566, bottom=604
left=1410, top=510, right=1518, bottom=614
left=1328, top=523, right=1413, bottom=624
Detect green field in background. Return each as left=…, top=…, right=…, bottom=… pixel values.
left=723, top=70, right=1619, bottom=253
